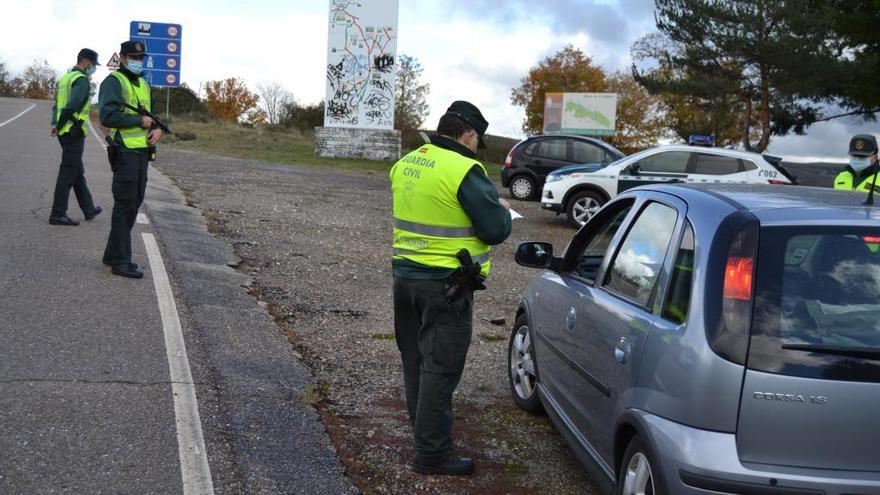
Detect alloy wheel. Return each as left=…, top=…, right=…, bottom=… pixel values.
left=621, top=452, right=655, bottom=495
left=573, top=196, right=601, bottom=225
left=511, top=177, right=534, bottom=200
left=510, top=325, right=537, bottom=400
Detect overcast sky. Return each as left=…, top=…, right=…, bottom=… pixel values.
left=1, top=0, right=871, bottom=161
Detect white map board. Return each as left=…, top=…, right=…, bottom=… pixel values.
left=325, top=0, right=399, bottom=130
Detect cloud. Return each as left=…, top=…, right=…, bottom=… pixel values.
left=767, top=116, right=879, bottom=161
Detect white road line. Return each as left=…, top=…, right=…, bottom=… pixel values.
left=0, top=103, right=36, bottom=127
left=142, top=233, right=215, bottom=495
left=87, top=118, right=107, bottom=150
left=137, top=213, right=150, bottom=225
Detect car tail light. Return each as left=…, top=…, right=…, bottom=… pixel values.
left=709, top=222, right=758, bottom=364
left=504, top=152, right=513, bottom=169
left=768, top=180, right=788, bottom=185
left=864, top=236, right=880, bottom=244
left=723, top=257, right=754, bottom=301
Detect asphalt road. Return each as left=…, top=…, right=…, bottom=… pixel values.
left=0, top=97, right=354, bottom=494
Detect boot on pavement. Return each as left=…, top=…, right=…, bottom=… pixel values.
left=412, top=456, right=475, bottom=476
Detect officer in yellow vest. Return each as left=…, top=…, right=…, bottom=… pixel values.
left=835, top=134, right=879, bottom=192
left=48, top=48, right=102, bottom=226
left=98, top=41, right=162, bottom=279
left=391, top=101, right=511, bottom=476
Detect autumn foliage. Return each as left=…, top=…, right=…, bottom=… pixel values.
left=204, top=77, right=259, bottom=123
left=511, top=45, right=664, bottom=153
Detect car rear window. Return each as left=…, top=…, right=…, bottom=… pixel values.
left=571, top=140, right=604, bottom=164
left=535, top=139, right=568, bottom=160
left=692, top=154, right=743, bottom=175
left=749, top=227, right=880, bottom=383
left=635, top=151, right=690, bottom=174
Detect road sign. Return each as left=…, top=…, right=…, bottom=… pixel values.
left=129, top=20, right=182, bottom=88
left=106, top=52, right=120, bottom=69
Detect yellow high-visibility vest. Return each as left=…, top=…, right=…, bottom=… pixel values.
left=54, top=69, right=90, bottom=137
left=834, top=170, right=880, bottom=192
left=109, top=71, right=151, bottom=149
left=390, top=144, right=492, bottom=277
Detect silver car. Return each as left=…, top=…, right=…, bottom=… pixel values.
left=509, top=184, right=880, bottom=494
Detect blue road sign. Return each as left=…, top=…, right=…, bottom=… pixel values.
left=129, top=21, right=182, bottom=88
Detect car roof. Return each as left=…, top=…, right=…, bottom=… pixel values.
left=636, top=144, right=770, bottom=163
left=523, top=134, right=623, bottom=154
left=642, top=183, right=880, bottom=223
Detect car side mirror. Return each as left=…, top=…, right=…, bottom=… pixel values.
left=516, top=242, right=556, bottom=269
left=627, top=163, right=641, bottom=175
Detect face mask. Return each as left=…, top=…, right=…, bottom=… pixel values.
left=85, top=65, right=96, bottom=76
left=126, top=59, right=144, bottom=74
left=850, top=156, right=873, bottom=172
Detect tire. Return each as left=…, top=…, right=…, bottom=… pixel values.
left=566, top=190, right=606, bottom=228
left=616, top=436, right=665, bottom=495
left=507, top=313, right=543, bottom=413
left=509, top=175, right=537, bottom=201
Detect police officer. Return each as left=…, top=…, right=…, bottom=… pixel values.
left=98, top=41, right=162, bottom=278
left=390, top=101, right=511, bottom=475
left=835, top=134, right=880, bottom=192
left=48, top=48, right=103, bottom=226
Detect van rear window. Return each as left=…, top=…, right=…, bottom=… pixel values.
left=749, top=227, right=880, bottom=383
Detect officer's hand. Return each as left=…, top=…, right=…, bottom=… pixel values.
left=141, top=115, right=155, bottom=129
left=50, top=127, right=57, bottom=137
left=500, top=198, right=511, bottom=210
left=148, top=128, right=163, bottom=145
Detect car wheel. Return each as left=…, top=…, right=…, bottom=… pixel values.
left=507, top=314, right=542, bottom=413
left=566, top=190, right=605, bottom=228
left=617, top=436, right=665, bottom=495
left=509, top=175, right=537, bottom=201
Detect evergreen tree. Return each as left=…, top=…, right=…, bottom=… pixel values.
left=634, top=0, right=840, bottom=152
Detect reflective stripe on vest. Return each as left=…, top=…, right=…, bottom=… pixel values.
left=54, top=70, right=90, bottom=137
left=834, top=170, right=880, bottom=192
left=109, top=71, right=151, bottom=149
left=390, top=144, right=492, bottom=277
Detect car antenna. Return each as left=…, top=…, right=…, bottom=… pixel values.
left=864, top=167, right=879, bottom=206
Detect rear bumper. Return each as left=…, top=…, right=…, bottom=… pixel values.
left=500, top=167, right=512, bottom=187
left=637, top=411, right=880, bottom=495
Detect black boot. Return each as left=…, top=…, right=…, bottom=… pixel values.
left=412, top=456, right=475, bottom=476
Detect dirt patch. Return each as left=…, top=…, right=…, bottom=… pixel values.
left=154, top=151, right=597, bottom=494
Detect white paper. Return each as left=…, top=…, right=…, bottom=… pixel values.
left=510, top=209, right=524, bottom=220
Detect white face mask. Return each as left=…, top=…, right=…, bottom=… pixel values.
left=851, top=156, right=873, bottom=173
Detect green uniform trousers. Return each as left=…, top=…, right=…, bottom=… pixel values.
left=103, top=149, right=149, bottom=266
left=393, top=277, right=474, bottom=465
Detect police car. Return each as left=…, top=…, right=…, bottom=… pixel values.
left=541, top=144, right=797, bottom=226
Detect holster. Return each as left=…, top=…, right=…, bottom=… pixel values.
left=443, top=249, right=487, bottom=302
left=105, top=135, right=119, bottom=171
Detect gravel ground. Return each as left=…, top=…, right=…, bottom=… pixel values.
left=155, top=149, right=599, bottom=495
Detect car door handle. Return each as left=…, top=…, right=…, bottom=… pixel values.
left=614, top=337, right=632, bottom=364
left=565, top=307, right=576, bottom=331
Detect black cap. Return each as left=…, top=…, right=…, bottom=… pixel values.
left=849, top=134, right=878, bottom=157
left=445, top=101, right=489, bottom=149
left=77, top=48, right=100, bottom=65
left=120, top=41, right=146, bottom=56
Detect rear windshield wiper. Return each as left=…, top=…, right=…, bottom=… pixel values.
left=782, top=344, right=880, bottom=361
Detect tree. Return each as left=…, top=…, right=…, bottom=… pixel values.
left=631, top=34, right=744, bottom=147
left=256, top=81, right=293, bottom=125
left=19, top=59, right=57, bottom=100
left=511, top=45, right=606, bottom=135
left=604, top=72, right=666, bottom=154
left=279, top=100, right=325, bottom=134
left=204, top=77, right=259, bottom=123
left=153, top=84, right=209, bottom=119
left=823, top=1, right=880, bottom=118
left=0, top=60, right=14, bottom=97
left=634, top=0, right=841, bottom=152
left=394, top=55, right=430, bottom=131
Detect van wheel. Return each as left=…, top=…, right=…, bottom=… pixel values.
left=566, top=190, right=605, bottom=227
left=507, top=314, right=543, bottom=413
left=509, top=175, right=537, bottom=201
left=617, top=436, right=664, bottom=495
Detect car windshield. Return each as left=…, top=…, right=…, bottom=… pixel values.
left=748, top=227, right=880, bottom=383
